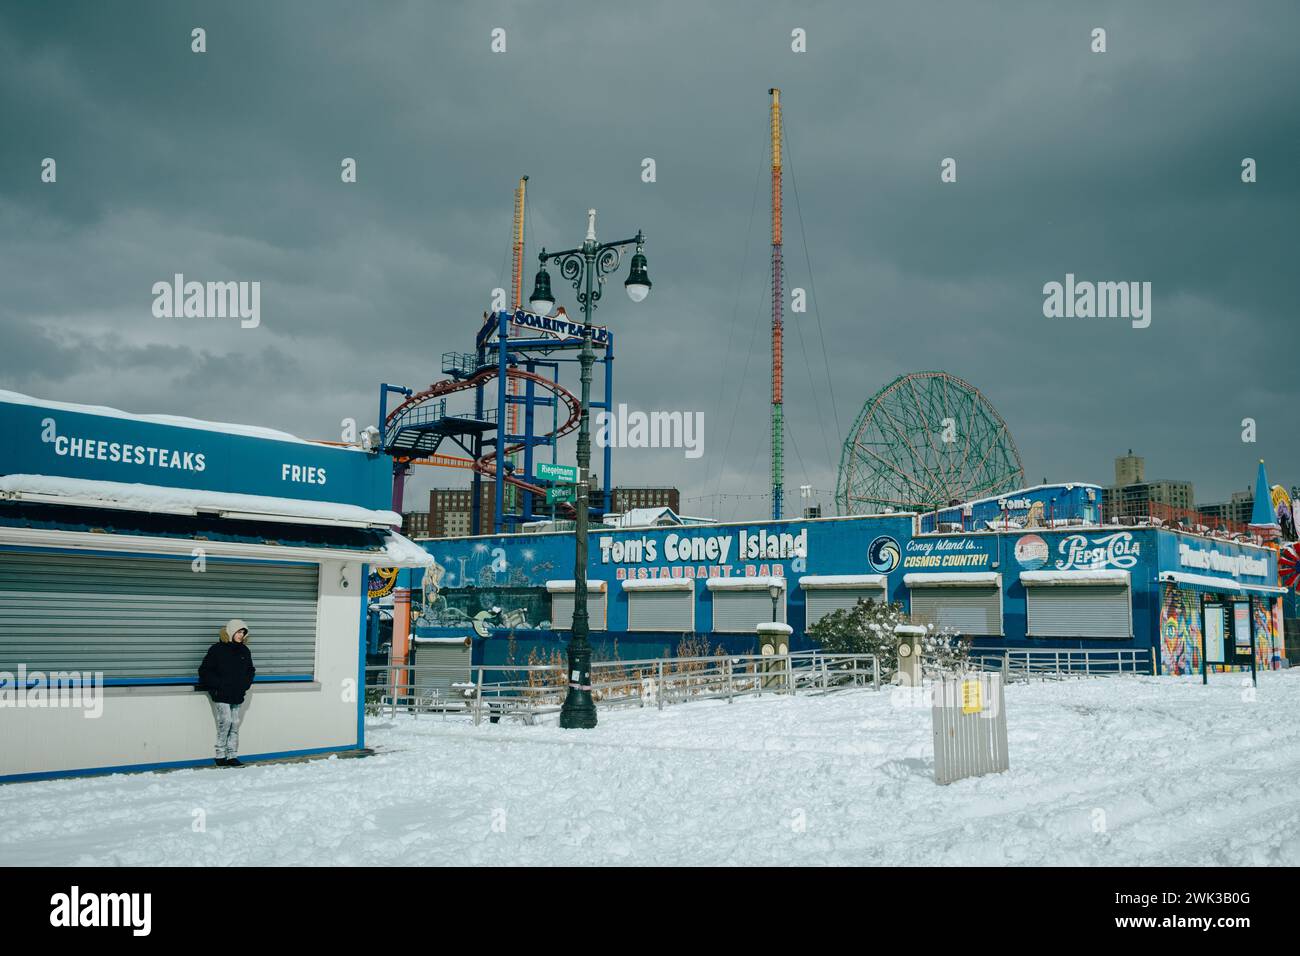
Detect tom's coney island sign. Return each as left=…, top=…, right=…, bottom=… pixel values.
left=599, top=528, right=808, bottom=566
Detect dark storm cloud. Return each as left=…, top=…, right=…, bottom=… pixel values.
left=1, top=0, right=1297, bottom=515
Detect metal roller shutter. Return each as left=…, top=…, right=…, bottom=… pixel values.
left=550, top=592, right=607, bottom=631
left=713, top=590, right=786, bottom=633
left=805, top=588, right=887, bottom=628
left=410, top=640, right=472, bottom=701
left=910, top=586, right=1002, bottom=636
left=0, top=549, right=319, bottom=681
left=1025, top=585, right=1132, bottom=639
left=627, top=590, right=694, bottom=631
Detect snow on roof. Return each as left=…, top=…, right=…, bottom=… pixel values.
left=380, top=531, right=437, bottom=568
left=0, top=474, right=402, bottom=529
left=620, top=577, right=694, bottom=591
left=798, top=574, right=887, bottom=589
left=705, top=575, right=786, bottom=590
left=411, top=636, right=472, bottom=646
left=1019, top=569, right=1130, bottom=586
left=0, top=388, right=359, bottom=449
left=1158, top=571, right=1286, bottom=596
left=903, top=572, right=1001, bottom=587
left=929, top=482, right=1101, bottom=511
left=601, top=507, right=717, bottom=529
left=545, top=580, right=607, bottom=592
left=984, top=519, right=1024, bottom=530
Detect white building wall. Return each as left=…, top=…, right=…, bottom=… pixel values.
left=0, top=559, right=363, bottom=780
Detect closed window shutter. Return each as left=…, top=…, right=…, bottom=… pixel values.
left=1026, top=585, right=1131, bottom=639
left=909, top=586, right=1002, bottom=636
left=805, top=588, right=886, bottom=628
left=410, top=642, right=472, bottom=699
left=550, top=592, right=606, bottom=631
left=552, top=592, right=574, bottom=629
left=0, top=550, right=319, bottom=681
left=712, top=590, right=785, bottom=633
left=627, top=590, right=693, bottom=631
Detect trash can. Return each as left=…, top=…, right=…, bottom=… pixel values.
left=932, top=672, right=1009, bottom=785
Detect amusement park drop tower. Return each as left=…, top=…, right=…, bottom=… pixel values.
left=769, top=88, right=785, bottom=521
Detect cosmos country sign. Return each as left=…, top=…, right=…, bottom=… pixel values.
left=900, top=536, right=993, bottom=569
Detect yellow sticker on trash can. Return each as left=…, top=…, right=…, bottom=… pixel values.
left=961, top=679, right=983, bottom=714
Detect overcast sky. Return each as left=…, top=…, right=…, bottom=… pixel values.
left=3, top=1, right=1298, bottom=519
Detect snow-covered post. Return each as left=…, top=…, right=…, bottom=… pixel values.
left=656, top=659, right=664, bottom=711
left=757, top=622, right=793, bottom=691
left=894, top=623, right=925, bottom=687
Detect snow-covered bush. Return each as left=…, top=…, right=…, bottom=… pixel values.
left=806, top=598, right=970, bottom=683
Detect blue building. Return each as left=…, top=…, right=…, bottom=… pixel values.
left=411, top=504, right=1286, bottom=676
left=917, top=482, right=1102, bottom=532
left=0, top=390, right=432, bottom=782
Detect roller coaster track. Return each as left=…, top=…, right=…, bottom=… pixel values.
left=384, top=365, right=582, bottom=506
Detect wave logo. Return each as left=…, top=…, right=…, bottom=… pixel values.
left=868, top=535, right=901, bottom=573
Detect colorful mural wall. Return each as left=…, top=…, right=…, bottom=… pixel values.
left=1255, top=598, right=1281, bottom=669
left=1160, top=585, right=1202, bottom=676
left=1159, top=585, right=1284, bottom=675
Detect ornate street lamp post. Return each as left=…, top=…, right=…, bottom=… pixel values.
left=530, top=209, right=651, bottom=728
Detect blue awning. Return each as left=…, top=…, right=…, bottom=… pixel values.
left=1158, top=572, right=1286, bottom=597
left=0, top=500, right=432, bottom=567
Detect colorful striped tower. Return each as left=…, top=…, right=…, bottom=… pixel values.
left=769, top=88, right=784, bottom=520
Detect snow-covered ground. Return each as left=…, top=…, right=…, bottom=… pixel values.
left=4, top=672, right=1300, bottom=866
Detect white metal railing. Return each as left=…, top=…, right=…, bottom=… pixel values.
left=365, top=651, right=880, bottom=725
left=961, top=647, right=1153, bottom=682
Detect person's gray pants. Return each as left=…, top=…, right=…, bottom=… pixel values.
left=214, top=702, right=244, bottom=759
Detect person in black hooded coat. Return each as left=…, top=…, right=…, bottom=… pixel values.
left=196, top=618, right=256, bottom=767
